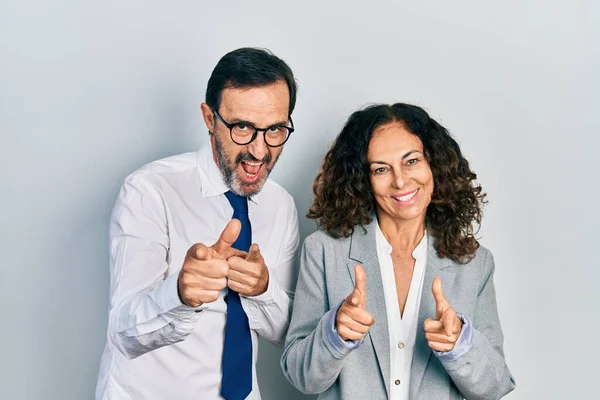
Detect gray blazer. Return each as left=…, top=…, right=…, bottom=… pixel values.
left=281, top=221, right=515, bottom=399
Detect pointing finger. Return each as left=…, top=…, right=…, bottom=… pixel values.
left=246, top=244, right=262, bottom=263
left=188, top=243, right=210, bottom=261
left=442, top=311, right=455, bottom=337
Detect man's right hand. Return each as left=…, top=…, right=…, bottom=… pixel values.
left=335, top=264, right=375, bottom=341
left=178, top=219, right=243, bottom=307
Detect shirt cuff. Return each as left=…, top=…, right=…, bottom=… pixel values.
left=241, top=267, right=277, bottom=305
left=433, top=312, right=473, bottom=362
left=325, top=300, right=365, bottom=356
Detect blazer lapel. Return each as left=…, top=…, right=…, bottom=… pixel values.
left=410, top=234, right=456, bottom=398
left=348, top=222, right=390, bottom=398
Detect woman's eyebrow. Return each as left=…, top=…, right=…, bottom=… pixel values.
left=401, top=150, right=423, bottom=159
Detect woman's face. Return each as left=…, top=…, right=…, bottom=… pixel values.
left=367, top=122, right=434, bottom=223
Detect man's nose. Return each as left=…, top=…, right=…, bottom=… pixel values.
left=247, top=132, right=269, bottom=160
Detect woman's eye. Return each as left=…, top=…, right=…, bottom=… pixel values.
left=406, top=158, right=419, bottom=166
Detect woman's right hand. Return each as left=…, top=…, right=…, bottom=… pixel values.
left=335, top=264, right=376, bottom=340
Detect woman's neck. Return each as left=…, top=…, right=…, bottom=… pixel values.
left=376, top=211, right=426, bottom=254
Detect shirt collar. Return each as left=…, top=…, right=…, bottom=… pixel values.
left=375, top=219, right=428, bottom=260
left=375, top=221, right=393, bottom=254
left=412, top=229, right=428, bottom=259
left=195, top=145, right=261, bottom=204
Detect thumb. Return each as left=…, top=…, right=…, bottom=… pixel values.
left=246, top=244, right=262, bottom=263
left=212, top=219, right=241, bottom=255
left=432, top=277, right=448, bottom=319
left=353, top=264, right=367, bottom=309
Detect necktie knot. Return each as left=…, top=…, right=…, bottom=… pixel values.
left=224, top=191, right=249, bottom=218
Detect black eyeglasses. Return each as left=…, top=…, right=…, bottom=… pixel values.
left=212, top=109, right=294, bottom=147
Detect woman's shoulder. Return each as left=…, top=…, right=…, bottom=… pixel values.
left=304, top=228, right=353, bottom=249
left=472, top=243, right=493, bottom=264
left=429, top=238, right=495, bottom=271
left=455, top=243, right=496, bottom=275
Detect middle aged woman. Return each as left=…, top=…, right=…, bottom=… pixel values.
left=281, top=103, right=515, bottom=400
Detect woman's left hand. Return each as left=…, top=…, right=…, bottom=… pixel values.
left=424, top=277, right=463, bottom=352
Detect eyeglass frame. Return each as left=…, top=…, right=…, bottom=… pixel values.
left=211, top=108, right=294, bottom=147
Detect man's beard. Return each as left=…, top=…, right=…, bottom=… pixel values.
left=214, top=134, right=279, bottom=197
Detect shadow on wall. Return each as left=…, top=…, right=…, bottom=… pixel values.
left=254, top=129, right=328, bottom=400
left=256, top=338, right=315, bottom=400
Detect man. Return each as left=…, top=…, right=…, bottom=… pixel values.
left=95, top=48, right=300, bottom=400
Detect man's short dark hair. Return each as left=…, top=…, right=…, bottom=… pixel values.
left=205, top=47, right=298, bottom=116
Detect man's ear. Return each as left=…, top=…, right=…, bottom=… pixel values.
left=200, top=103, right=215, bottom=134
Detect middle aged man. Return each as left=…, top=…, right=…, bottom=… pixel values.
left=96, top=47, right=300, bottom=400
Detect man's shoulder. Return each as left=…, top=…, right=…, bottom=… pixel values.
left=123, top=151, right=198, bottom=188
left=260, top=178, right=295, bottom=205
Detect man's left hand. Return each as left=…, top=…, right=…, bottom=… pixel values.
left=226, top=244, right=269, bottom=297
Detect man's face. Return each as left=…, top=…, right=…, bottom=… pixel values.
left=201, top=80, right=291, bottom=197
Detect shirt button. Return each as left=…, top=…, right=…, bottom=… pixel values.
left=395, top=379, right=401, bottom=385
left=398, top=342, right=405, bottom=349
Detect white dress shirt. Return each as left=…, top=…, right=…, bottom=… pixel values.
left=95, top=145, right=300, bottom=400
left=375, top=222, right=428, bottom=400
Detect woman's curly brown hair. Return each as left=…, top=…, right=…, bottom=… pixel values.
left=307, top=103, right=487, bottom=263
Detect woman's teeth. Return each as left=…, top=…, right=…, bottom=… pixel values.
left=393, top=190, right=418, bottom=202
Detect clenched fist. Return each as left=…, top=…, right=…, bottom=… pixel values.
left=177, top=219, right=245, bottom=307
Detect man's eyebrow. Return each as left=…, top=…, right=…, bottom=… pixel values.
left=227, top=117, right=253, bottom=125
left=228, top=117, right=289, bottom=127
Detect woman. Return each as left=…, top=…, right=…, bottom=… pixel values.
left=281, top=103, right=515, bottom=399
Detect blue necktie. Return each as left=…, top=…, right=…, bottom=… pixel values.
left=221, top=191, right=253, bottom=400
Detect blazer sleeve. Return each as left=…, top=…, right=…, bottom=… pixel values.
left=280, top=235, right=353, bottom=395
left=439, top=249, right=516, bottom=399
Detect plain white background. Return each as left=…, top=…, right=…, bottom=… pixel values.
left=1, top=1, right=598, bottom=399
